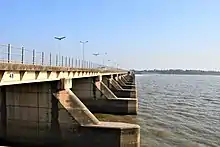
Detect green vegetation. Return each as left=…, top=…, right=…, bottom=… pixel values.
left=133, top=69, right=220, bottom=75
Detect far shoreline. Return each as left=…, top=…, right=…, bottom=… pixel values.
left=133, top=69, right=220, bottom=76
left=135, top=73, right=220, bottom=76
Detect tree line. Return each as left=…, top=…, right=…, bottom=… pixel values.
left=132, top=69, right=220, bottom=75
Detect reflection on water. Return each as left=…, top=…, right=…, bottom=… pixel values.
left=95, top=74, right=220, bottom=147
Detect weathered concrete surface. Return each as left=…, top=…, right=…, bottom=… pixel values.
left=0, top=86, right=6, bottom=139
left=118, top=77, right=136, bottom=89
left=110, top=83, right=137, bottom=98
left=98, top=80, right=118, bottom=99
left=0, top=62, right=140, bottom=146
left=55, top=88, right=140, bottom=147
left=0, top=63, right=127, bottom=87
left=71, top=77, right=137, bottom=114
left=81, top=98, right=137, bottom=115
left=3, top=82, right=53, bottom=142
left=121, top=75, right=135, bottom=85
left=123, top=74, right=135, bottom=85
left=109, top=78, right=123, bottom=91
left=82, top=122, right=140, bottom=147
left=71, top=77, right=103, bottom=100
left=0, top=81, right=140, bottom=147
left=110, top=78, right=136, bottom=94
left=55, top=89, right=100, bottom=125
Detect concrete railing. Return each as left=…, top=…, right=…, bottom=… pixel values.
left=0, top=43, right=124, bottom=71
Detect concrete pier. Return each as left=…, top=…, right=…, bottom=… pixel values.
left=71, top=76, right=138, bottom=115
left=0, top=63, right=140, bottom=147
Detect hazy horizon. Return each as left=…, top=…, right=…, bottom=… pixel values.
left=133, top=68, right=220, bottom=72
left=1, top=0, right=220, bottom=70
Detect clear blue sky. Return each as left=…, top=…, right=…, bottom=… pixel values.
left=1, top=0, right=220, bottom=70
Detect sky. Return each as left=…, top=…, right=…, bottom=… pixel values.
left=1, top=0, right=220, bottom=70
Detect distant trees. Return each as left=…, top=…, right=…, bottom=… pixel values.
left=134, top=69, right=220, bottom=75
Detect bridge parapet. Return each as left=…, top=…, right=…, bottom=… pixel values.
left=0, top=43, right=124, bottom=71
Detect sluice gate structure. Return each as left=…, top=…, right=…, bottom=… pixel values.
left=0, top=44, right=140, bottom=147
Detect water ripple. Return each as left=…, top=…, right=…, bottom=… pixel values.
left=136, top=74, right=220, bottom=147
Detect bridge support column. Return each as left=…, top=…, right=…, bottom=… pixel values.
left=116, top=75, right=135, bottom=90
left=54, top=79, right=140, bottom=147
left=50, top=81, right=61, bottom=141
left=0, top=86, right=7, bottom=139
left=71, top=76, right=137, bottom=115
left=108, top=74, right=138, bottom=114
left=111, top=76, right=137, bottom=99
left=123, top=72, right=135, bottom=85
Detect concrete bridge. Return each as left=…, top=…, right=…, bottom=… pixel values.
left=0, top=44, right=140, bottom=147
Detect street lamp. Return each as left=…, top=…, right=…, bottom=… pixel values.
left=106, top=59, right=111, bottom=69
left=116, top=63, right=119, bottom=70
left=112, top=61, right=118, bottom=69
left=54, top=36, right=66, bottom=66
left=54, top=36, right=66, bottom=40
left=93, top=53, right=99, bottom=56
left=92, top=53, right=99, bottom=68
left=80, top=41, right=88, bottom=68
left=102, top=52, right=107, bottom=66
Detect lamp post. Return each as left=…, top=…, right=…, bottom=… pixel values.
left=92, top=53, right=99, bottom=69
left=80, top=41, right=88, bottom=68
left=116, top=63, right=119, bottom=70
left=113, top=62, right=118, bottom=69
left=54, top=36, right=66, bottom=66
left=102, top=52, right=107, bottom=66
left=107, top=59, right=111, bottom=69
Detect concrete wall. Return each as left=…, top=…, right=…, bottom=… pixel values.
left=72, top=77, right=137, bottom=115
left=0, top=87, right=6, bottom=139
left=72, top=77, right=105, bottom=100
left=110, top=85, right=136, bottom=98
left=0, top=77, right=139, bottom=146
left=71, top=77, right=111, bottom=113
left=83, top=98, right=137, bottom=114
left=0, top=81, right=80, bottom=145
left=5, top=83, right=53, bottom=142
left=102, top=75, right=111, bottom=87
left=76, top=126, right=139, bottom=147
left=117, top=78, right=135, bottom=90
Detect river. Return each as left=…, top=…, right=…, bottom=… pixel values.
left=95, top=74, right=220, bottom=147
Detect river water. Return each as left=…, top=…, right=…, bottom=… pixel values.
left=96, top=74, right=220, bottom=147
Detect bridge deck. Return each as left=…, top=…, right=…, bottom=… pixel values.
left=0, top=63, right=125, bottom=72
left=0, top=63, right=127, bottom=86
